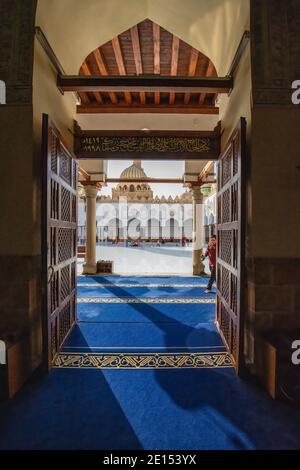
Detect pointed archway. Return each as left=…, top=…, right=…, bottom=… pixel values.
left=77, top=19, right=218, bottom=114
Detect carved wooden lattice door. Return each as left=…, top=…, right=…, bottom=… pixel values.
left=216, top=118, right=246, bottom=373
left=42, top=114, right=78, bottom=370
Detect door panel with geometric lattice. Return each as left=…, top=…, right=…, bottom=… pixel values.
left=216, top=118, right=246, bottom=373
left=41, top=114, right=78, bottom=370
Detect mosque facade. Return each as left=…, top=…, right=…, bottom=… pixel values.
left=78, top=161, right=216, bottom=243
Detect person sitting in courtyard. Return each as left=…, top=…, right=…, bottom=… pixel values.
left=203, top=235, right=217, bottom=294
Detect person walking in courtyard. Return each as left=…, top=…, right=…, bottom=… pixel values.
left=203, top=235, right=217, bottom=294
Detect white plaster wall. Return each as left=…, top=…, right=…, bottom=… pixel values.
left=77, top=114, right=219, bottom=132
left=219, top=42, right=251, bottom=146
left=35, top=0, right=250, bottom=141
left=33, top=39, right=76, bottom=149
left=36, top=0, right=249, bottom=75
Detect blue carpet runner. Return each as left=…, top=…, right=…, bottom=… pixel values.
left=55, top=276, right=232, bottom=370
left=1, top=276, right=300, bottom=450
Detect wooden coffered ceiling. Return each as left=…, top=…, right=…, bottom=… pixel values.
left=77, top=19, right=219, bottom=114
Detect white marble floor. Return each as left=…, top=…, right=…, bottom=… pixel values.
left=77, top=245, right=210, bottom=275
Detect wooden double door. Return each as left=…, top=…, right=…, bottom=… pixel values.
left=216, top=118, right=246, bottom=373
left=40, top=114, right=246, bottom=373
left=41, top=114, right=78, bottom=370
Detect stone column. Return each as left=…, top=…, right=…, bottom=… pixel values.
left=159, top=209, right=163, bottom=241
left=83, top=184, right=99, bottom=274
left=192, top=186, right=205, bottom=275
left=181, top=205, right=185, bottom=240
left=119, top=196, right=128, bottom=246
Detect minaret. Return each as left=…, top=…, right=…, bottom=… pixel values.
left=134, top=160, right=142, bottom=169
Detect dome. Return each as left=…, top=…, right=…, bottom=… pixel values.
left=113, top=160, right=153, bottom=200
left=120, top=161, right=148, bottom=180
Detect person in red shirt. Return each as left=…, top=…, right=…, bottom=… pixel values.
left=203, top=235, right=217, bottom=294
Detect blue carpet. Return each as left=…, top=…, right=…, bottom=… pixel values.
left=77, top=275, right=209, bottom=285
left=76, top=276, right=216, bottom=348
left=73, top=279, right=217, bottom=352
left=1, top=368, right=300, bottom=450
left=63, top=322, right=224, bottom=351
left=77, top=285, right=215, bottom=298
left=77, top=302, right=215, bottom=325
left=1, top=275, right=300, bottom=450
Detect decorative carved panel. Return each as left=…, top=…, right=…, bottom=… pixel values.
left=222, top=189, right=230, bottom=224
left=220, top=230, right=232, bottom=265
left=0, top=0, right=37, bottom=104
left=74, top=128, right=221, bottom=160
left=221, top=266, right=230, bottom=304
left=251, top=0, right=300, bottom=105
left=50, top=270, right=59, bottom=313
left=61, top=186, right=71, bottom=221
left=50, top=227, right=56, bottom=265
left=50, top=133, right=58, bottom=174
left=221, top=148, right=232, bottom=187
left=216, top=118, right=246, bottom=373
left=60, top=265, right=70, bottom=302
left=59, top=302, right=71, bottom=345
left=59, top=145, right=72, bottom=185
left=42, top=116, right=78, bottom=369
left=51, top=180, right=59, bottom=219
left=58, top=228, right=74, bottom=263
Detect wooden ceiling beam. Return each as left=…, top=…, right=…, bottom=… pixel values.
left=58, top=75, right=233, bottom=93
left=78, top=92, right=90, bottom=105
left=184, top=48, right=199, bottom=105
left=77, top=103, right=219, bottom=114
left=199, top=161, right=215, bottom=182
left=153, top=23, right=161, bottom=105
left=78, top=167, right=91, bottom=182
left=93, top=49, right=118, bottom=104
left=199, top=60, right=216, bottom=105
left=130, top=25, right=146, bottom=105
left=169, top=36, right=180, bottom=105
left=112, top=36, right=132, bottom=105
left=80, top=62, right=103, bottom=104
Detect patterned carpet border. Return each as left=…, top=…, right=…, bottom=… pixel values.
left=53, top=352, right=234, bottom=369
left=77, top=283, right=208, bottom=288
left=77, top=297, right=215, bottom=304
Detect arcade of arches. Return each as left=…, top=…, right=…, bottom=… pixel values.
left=0, top=0, right=300, bottom=450
left=78, top=160, right=216, bottom=247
